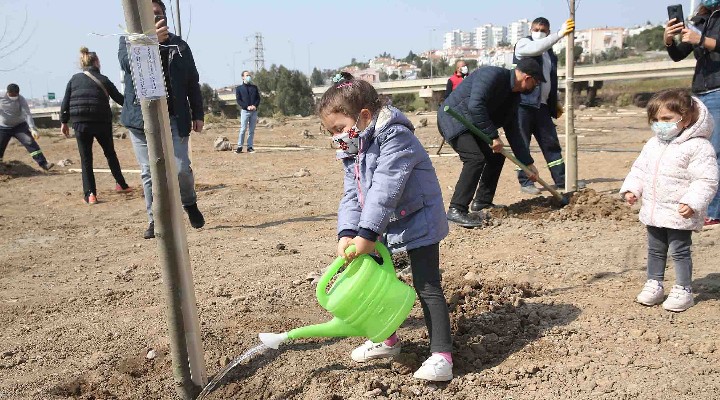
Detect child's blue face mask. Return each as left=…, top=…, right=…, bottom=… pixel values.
left=651, top=118, right=683, bottom=141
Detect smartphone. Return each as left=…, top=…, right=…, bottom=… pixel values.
left=667, top=4, right=685, bottom=26
left=154, top=14, right=166, bottom=26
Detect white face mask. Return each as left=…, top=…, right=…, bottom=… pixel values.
left=531, top=31, right=548, bottom=40
left=7, top=95, right=18, bottom=100
left=460, top=66, right=468, bottom=75
left=331, top=115, right=362, bottom=154
left=651, top=118, right=684, bottom=141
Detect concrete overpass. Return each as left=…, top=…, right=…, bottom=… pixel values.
left=214, top=59, right=695, bottom=116
left=89, top=59, right=696, bottom=119
left=304, top=59, right=697, bottom=98
left=28, top=106, right=62, bottom=128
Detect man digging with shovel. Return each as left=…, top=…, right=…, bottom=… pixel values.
left=437, top=58, right=543, bottom=228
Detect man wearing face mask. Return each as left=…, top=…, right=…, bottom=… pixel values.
left=118, top=0, right=205, bottom=239
left=513, top=17, right=578, bottom=195
left=0, top=83, right=54, bottom=170
left=445, top=60, right=469, bottom=99
left=437, top=59, right=543, bottom=227
left=235, top=70, right=261, bottom=153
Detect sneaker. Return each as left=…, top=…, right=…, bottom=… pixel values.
left=351, top=340, right=401, bottom=362
left=663, top=285, right=694, bottom=312
left=41, top=162, right=54, bottom=171
left=183, top=203, right=205, bottom=229
left=143, top=223, right=155, bottom=239
left=447, top=207, right=484, bottom=228
left=413, top=354, right=453, bottom=382
left=247, top=147, right=255, bottom=153
left=84, top=193, right=98, bottom=205
left=704, top=218, right=720, bottom=229
left=636, top=279, right=664, bottom=306
left=235, top=147, right=243, bottom=154
left=520, top=185, right=541, bottom=195
left=115, top=183, right=133, bottom=193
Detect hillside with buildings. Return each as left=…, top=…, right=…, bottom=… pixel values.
left=333, top=20, right=660, bottom=86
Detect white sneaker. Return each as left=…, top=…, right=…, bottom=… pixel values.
left=351, top=340, right=401, bottom=362
left=520, top=185, right=541, bottom=195
left=636, top=279, right=664, bottom=306
left=662, top=285, right=694, bottom=312
left=413, top=354, right=453, bottom=381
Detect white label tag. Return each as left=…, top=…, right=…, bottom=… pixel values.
left=127, top=43, right=167, bottom=100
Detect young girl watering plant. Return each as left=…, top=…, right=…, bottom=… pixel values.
left=316, top=72, right=453, bottom=381
left=621, top=89, right=719, bottom=312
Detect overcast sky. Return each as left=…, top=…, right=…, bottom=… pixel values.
left=0, top=0, right=682, bottom=100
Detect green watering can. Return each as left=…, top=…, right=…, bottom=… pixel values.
left=259, top=242, right=416, bottom=349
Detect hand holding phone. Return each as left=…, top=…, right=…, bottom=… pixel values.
left=667, top=4, right=685, bottom=27
left=665, top=5, right=686, bottom=45
left=154, top=14, right=169, bottom=42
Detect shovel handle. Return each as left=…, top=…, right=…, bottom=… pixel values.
left=443, top=106, right=566, bottom=203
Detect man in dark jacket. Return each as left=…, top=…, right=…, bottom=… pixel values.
left=513, top=17, right=577, bottom=195
left=235, top=70, right=261, bottom=153
left=118, top=0, right=205, bottom=239
left=437, top=58, right=542, bottom=227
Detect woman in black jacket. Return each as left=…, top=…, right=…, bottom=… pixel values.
left=665, top=1, right=720, bottom=226
left=60, top=47, right=131, bottom=204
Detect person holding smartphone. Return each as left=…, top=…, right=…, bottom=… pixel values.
left=665, top=0, right=720, bottom=228
left=118, top=0, right=206, bottom=238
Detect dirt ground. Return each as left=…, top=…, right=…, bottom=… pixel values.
left=1, top=106, right=719, bottom=400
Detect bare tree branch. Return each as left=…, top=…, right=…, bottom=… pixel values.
left=0, top=8, right=29, bottom=53
left=0, top=23, right=37, bottom=60
left=0, top=44, right=37, bottom=72
left=0, top=16, right=9, bottom=45
left=185, top=1, right=193, bottom=42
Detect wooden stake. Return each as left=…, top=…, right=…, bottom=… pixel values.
left=119, top=1, right=205, bottom=398
left=565, top=0, right=578, bottom=191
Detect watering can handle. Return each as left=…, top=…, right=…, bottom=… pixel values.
left=316, top=242, right=394, bottom=308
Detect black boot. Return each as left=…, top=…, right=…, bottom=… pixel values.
left=143, top=222, right=155, bottom=239
left=447, top=207, right=484, bottom=228
left=183, top=203, right=205, bottom=229
left=470, top=200, right=505, bottom=212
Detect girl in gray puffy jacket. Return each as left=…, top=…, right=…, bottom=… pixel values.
left=316, top=72, right=453, bottom=381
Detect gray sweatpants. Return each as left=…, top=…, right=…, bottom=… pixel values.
left=646, top=226, right=693, bottom=287
left=408, top=243, right=453, bottom=353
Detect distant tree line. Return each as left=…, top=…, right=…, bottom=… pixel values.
left=253, top=65, right=314, bottom=117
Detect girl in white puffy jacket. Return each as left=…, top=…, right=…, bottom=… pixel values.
left=621, top=89, right=719, bottom=312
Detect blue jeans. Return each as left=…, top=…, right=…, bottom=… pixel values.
left=697, top=91, right=720, bottom=220
left=237, top=109, right=258, bottom=149
left=516, top=104, right=565, bottom=187
left=129, top=117, right=197, bottom=224
left=0, top=122, right=49, bottom=167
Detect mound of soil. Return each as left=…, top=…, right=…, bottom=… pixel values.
left=488, top=189, right=636, bottom=222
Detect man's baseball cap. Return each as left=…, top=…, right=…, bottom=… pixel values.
left=516, top=58, right=546, bottom=83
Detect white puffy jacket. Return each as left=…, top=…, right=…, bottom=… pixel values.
left=620, top=99, right=719, bottom=231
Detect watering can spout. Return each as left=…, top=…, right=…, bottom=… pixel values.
left=287, top=317, right=361, bottom=340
